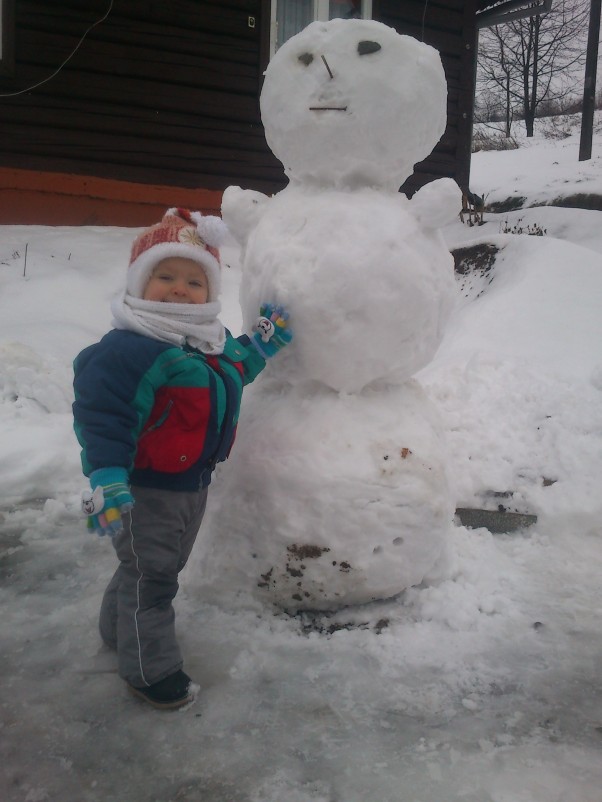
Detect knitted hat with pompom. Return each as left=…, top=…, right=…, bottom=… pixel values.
left=127, top=208, right=227, bottom=302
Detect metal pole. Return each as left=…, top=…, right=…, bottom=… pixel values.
left=579, top=0, right=602, bottom=161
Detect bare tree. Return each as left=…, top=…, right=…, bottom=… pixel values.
left=477, top=0, right=590, bottom=136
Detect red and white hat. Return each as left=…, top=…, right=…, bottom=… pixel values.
left=127, top=208, right=228, bottom=302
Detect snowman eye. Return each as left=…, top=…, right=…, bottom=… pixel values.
left=357, top=40, right=381, bottom=56
left=298, top=52, right=314, bottom=66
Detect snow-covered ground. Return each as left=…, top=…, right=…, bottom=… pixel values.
left=1, top=116, right=602, bottom=801
left=472, top=114, right=602, bottom=212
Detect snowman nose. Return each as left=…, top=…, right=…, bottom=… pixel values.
left=321, top=55, right=334, bottom=79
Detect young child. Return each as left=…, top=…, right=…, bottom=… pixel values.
left=73, top=208, right=291, bottom=710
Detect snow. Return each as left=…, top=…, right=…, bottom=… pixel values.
left=260, top=19, right=447, bottom=190
left=214, top=23, right=460, bottom=610
left=471, top=116, right=602, bottom=210
left=197, top=379, right=454, bottom=610
left=2, top=121, right=602, bottom=802
left=224, top=185, right=457, bottom=392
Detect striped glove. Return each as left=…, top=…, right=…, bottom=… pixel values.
left=250, top=303, right=293, bottom=359
left=81, top=467, right=134, bottom=537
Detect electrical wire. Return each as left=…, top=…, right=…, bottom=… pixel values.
left=0, top=0, right=114, bottom=98
left=422, top=0, right=430, bottom=41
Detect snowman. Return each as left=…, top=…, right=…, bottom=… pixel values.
left=194, top=19, right=460, bottom=611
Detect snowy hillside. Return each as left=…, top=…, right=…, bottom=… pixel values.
left=1, top=117, right=601, bottom=802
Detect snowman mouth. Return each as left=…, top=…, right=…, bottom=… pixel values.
left=309, top=106, right=348, bottom=111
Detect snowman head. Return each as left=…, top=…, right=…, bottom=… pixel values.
left=260, top=19, right=448, bottom=191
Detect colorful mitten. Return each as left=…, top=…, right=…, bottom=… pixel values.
left=82, top=467, right=134, bottom=537
left=251, top=303, right=293, bottom=358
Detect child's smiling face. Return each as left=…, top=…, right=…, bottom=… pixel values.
left=143, top=257, right=209, bottom=304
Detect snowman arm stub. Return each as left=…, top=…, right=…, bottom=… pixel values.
left=410, top=177, right=463, bottom=230
left=221, top=185, right=271, bottom=247
left=250, top=304, right=293, bottom=359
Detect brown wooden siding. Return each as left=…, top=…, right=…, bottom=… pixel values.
left=0, top=0, right=477, bottom=224
left=0, top=0, right=285, bottom=198
left=0, top=166, right=223, bottom=225
left=377, top=0, right=477, bottom=195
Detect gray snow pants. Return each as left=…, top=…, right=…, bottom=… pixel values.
left=98, top=484, right=208, bottom=688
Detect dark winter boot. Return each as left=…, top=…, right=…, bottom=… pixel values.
left=127, top=670, right=194, bottom=710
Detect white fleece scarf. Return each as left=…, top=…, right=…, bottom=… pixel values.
left=110, top=292, right=226, bottom=355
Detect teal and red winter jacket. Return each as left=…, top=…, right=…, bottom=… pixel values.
left=73, top=329, right=265, bottom=491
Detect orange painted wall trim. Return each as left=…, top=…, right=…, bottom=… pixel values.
left=0, top=167, right=224, bottom=226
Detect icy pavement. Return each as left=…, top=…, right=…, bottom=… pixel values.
left=1, top=496, right=601, bottom=802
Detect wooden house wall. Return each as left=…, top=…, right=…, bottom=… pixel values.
left=377, top=0, right=478, bottom=195
left=0, top=0, right=284, bottom=196
left=0, top=0, right=477, bottom=224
